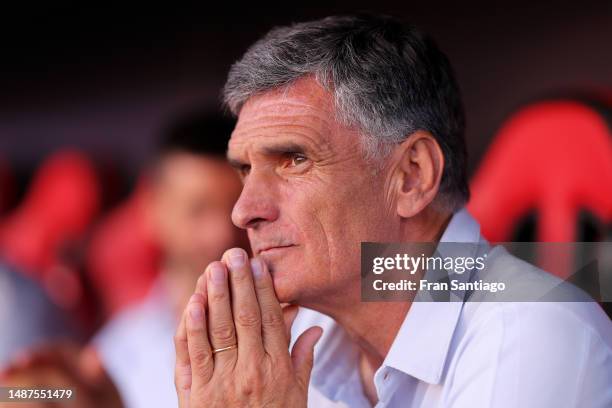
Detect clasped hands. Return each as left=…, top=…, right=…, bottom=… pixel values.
left=174, top=248, right=323, bottom=408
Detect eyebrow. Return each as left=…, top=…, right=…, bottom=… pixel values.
left=227, top=141, right=309, bottom=169
left=261, top=141, right=306, bottom=155
left=227, top=154, right=247, bottom=170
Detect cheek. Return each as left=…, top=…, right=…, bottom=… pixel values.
left=158, top=214, right=188, bottom=251
left=308, top=206, right=360, bottom=282
left=309, top=179, right=387, bottom=272
left=194, top=216, right=237, bottom=253
left=287, top=188, right=357, bottom=281
left=269, top=171, right=386, bottom=298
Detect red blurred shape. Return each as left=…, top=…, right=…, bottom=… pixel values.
left=0, top=150, right=101, bottom=275
left=469, top=99, right=612, bottom=243
left=87, top=180, right=161, bottom=318
left=468, top=99, right=612, bottom=277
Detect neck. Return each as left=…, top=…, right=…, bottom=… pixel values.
left=335, top=301, right=411, bottom=365
left=161, top=259, right=200, bottom=319
left=303, top=207, right=453, bottom=365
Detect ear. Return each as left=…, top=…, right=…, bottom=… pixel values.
left=392, top=130, right=445, bottom=218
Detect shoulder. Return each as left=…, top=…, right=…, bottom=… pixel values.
left=93, top=288, right=178, bottom=408
left=94, top=286, right=174, bottom=362
left=445, top=301, right=612, bottom=407
left=460, top=298, right=611, bottom=345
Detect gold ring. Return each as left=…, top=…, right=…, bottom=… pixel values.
left=212, top=344, right=237, bottom=354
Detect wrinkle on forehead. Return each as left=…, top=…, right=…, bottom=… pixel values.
left=228, top=77, right=353, bottom=157
left=243, top=76, right=335, bottom=114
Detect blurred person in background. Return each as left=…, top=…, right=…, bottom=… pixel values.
left=93, top=111, right=247, bottom=408
left=0, top=111, right=247, bottom=408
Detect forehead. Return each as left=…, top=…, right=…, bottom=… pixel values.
left=158, top=153, right=239, bottom=192
left=228, top=77, right=341, bottom=153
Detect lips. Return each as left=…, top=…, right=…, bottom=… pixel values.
left=255, top=244, right=296, bottom=256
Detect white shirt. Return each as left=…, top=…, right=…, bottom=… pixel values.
left=94, top=281, right=179, bottom=408
left=292, top=208, right=612, bottom=408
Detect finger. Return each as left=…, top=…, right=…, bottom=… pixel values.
left=291, top=326, right=323, bottom=390
left=174, top=308, right=192, bottom=408
left=186, top=293, right=214, bottom=387
left=195, top=271, right=207, bottom=296
left=222, top=248, right=263, bottom=359
left=206, top=261, right=237, bottom=366
left=251, top=257, right=288, bottom=355
left=282, top=305, right=300, bottom=346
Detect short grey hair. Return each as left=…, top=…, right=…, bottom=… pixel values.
left=223, top=14, right=469, bottom=211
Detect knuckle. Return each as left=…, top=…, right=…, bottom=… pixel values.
left=174, top=375, right=191, bottom=392
left=191, top=350, right=212, bottom=368
left=261, top=309, right=284, bottom=328
left=186, top=324, right=203, bottom=338
left=230, top=270, right=250, bottom=284
left=174, top=333, right=187, bottom=347
left=174, top=364, right=192, bottom=391
left=210, top=290, right=228, bottom=303
left=254, top=276, right=272, bottom=290
left=211, top=322, right=235, bottom=342
left=236, top=308, right=260, bottom=328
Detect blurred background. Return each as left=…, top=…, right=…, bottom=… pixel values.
left=0, top=2, right=611, bottom=407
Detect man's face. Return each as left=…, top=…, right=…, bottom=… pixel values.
left=151, top=153, right=244, bottom=271
left=228, top=77, right=398, bottom=306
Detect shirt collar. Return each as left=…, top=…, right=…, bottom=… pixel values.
left=382, top=207, right=484, bottom=384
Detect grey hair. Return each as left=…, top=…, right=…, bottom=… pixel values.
left=223, top=14, right=469, bottom=211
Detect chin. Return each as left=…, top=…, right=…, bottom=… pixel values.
left=271, top=278, right=297, bottom=304
left=261, top=256, right=302, bottom=303
left=270, top=266, right=298, bottom=302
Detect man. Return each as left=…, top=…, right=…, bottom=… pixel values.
left=174, top=14, right=612, bottom=407
left=92, top=111, right=247, bottom=408
left=95, top=111, right=247, bottom=407
left=0, top=112, right=246, bottom=408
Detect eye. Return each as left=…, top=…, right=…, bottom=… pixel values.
left=239, top=164, right=251, bottom=179
left=288, top=153, right=308, bottom=167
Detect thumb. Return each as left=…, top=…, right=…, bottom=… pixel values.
left=282, top=304, right=300, bottom=344
left=291, top=326, right=323, bottom=389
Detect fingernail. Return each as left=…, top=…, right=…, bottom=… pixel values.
left=251, top=258, right=264, bottom=279
left=189, top=303, right=203, bottom=322
left=210, top=264, right=225, bottom=283
left=228, top=248, right=246, bottom=268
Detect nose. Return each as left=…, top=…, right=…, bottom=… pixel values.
left=231, top=171, right=280, bottom=230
